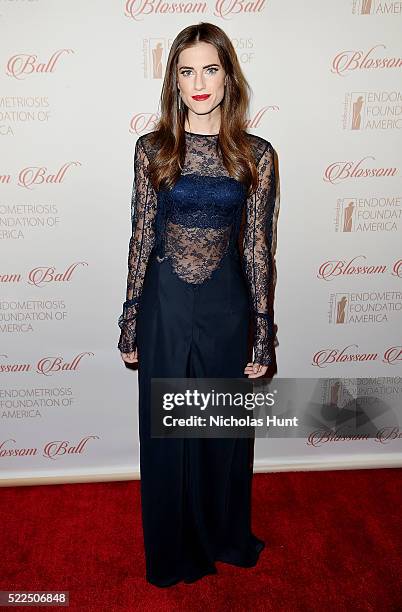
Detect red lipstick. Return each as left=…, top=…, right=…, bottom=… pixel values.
left=192, top=94, right=211, bottom=101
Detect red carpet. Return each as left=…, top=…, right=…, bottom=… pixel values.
left=1, top=468, right=401, bottom=611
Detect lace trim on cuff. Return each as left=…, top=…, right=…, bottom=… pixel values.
left=253, top=311, right=274, bottom=366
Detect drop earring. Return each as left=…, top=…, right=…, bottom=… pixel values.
left=178, top=91, right=183, bottom=112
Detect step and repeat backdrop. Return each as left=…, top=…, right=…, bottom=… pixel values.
left=1, top=0, right=401, bottom=484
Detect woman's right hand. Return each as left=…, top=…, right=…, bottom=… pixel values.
left=120, top=348, right=138, bottom=364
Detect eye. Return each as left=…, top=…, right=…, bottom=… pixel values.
left=179, top=67, right=219, bottom=78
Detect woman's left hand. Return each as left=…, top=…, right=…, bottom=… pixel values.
left=244, top=362, right=268, bottom=378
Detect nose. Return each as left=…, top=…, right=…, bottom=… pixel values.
left=194, top=71, right=206, bottom=91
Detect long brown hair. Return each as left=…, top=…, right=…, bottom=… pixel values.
left=147, top=22, right=259, bottom=195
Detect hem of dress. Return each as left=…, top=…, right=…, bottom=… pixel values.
left=145, top=536, right=265, bottom=588
left=146, top=565, right=218, bottom=589
left=215, top=537, right=265, bottom=568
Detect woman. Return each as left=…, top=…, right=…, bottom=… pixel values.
left=118, top=22, right=276, bottom=587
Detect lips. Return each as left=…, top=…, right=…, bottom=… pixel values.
left=192, top=94, right=211, bottom=101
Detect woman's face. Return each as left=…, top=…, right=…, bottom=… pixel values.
left=177, top=41, right=226, bottom=119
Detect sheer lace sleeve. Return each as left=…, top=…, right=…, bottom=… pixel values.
left=242, top=140, right=276, bottom=366
left=117, top=137, right=158, bottom=354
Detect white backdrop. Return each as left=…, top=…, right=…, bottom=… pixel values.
left=1, top=0, right=401, bottom=485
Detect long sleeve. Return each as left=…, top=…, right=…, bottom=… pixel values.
left=117, top=137, right=158, bottom=353
left=242, top=141, right=276, bottom=366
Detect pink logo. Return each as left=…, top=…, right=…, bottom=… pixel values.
left=0, top=439, right=37, bottom=457
left=6, top=50, right=74, bottom=80
left=125, top=0, right=207, bottom=21
left=383, top=346, right=402, bottom=365
left=28, top=263, right=88, bottom=287
left=324, top=156, right=397, bottom=183
left=130, top=113, right=160, bottom=134
left=306, top=430, right=368, bottom=447
left=18, top=162, right=82, bottom=189
left=391, top=259, right=402, bottom=277
left=43, top=436, right=100, bottom=460
left=375, top=428, right=402, bottom=445
left=312, top=345, right=378, bottom=367
left=214, top=0, right=267, bottom=19
left=246, top=106, right=279, bottom=128
left=0, top=437, right=99, bottom=459
left=317, top=255, right=386, bottom=280
left=0, top=352, right=94, bottom=375
left=0, top=355, right=30, bottom=374
left=331, top=44, right=402, bottom=76
left=124, top=0, right=268, bottom=21
left=0, top=272, right=21, bottom=284
left=37, top=352, right=94, bottom=375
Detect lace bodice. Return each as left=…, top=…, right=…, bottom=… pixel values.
left=118, top=130, right=276, bottom=366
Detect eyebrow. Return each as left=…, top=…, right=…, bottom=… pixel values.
left=178, top=63, right=220, bottom=70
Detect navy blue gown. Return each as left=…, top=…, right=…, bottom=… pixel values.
left=118, top=129, right=276, bottom=587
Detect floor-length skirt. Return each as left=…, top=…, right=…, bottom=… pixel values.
left=136, top=249, right=265, bottom=587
